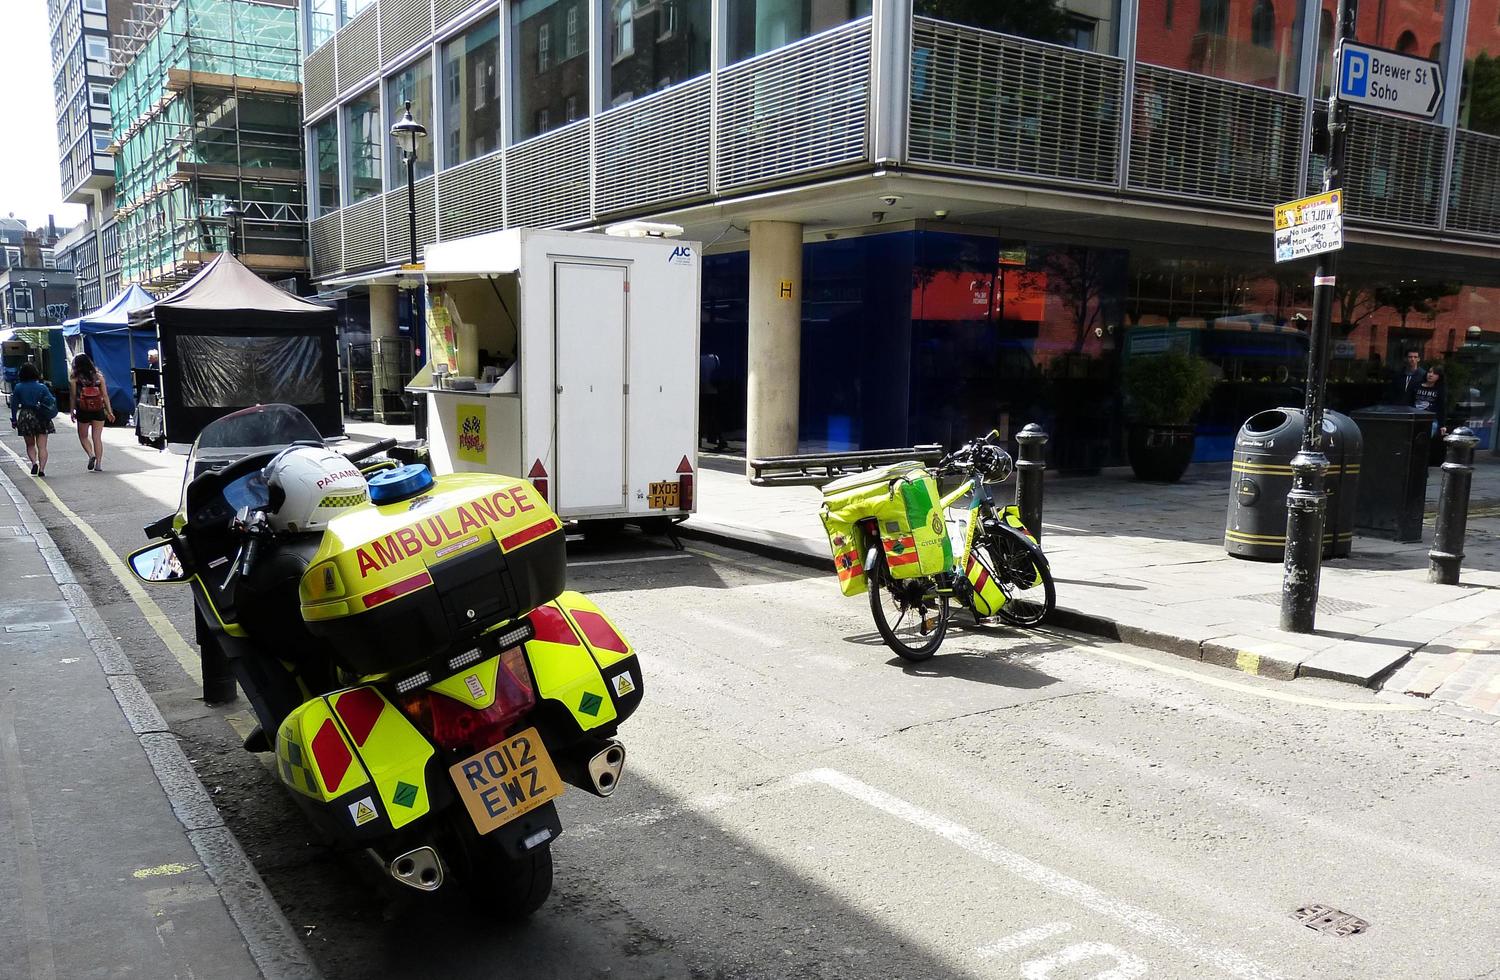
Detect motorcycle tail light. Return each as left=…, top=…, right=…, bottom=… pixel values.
left=398, top=646, right=537, bottom=755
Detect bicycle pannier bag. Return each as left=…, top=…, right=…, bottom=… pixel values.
left=820, top=463, right=952, bottom=584
left=819, top=513, right=868, bottom=597
left=965, top=551, right=1007, bottom=617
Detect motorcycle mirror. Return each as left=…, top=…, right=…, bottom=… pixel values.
left=127, top=540, right=190, bottom=583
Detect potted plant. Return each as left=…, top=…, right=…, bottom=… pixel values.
left=1122, top=350, right=1216, bottom=482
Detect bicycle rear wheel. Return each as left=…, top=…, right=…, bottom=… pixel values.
left=988, top=531, right=1055, bottom=627
left=866, top=546, right=949, bottom=661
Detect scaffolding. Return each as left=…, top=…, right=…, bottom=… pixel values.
left=110, top=0, right=306, bottom=290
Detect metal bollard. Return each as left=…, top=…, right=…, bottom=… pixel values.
left=1428, top=427, right=1480, bottom=585
left=1014, top=423, right=1049, bottom=541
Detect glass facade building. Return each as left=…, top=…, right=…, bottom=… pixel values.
left=303, top=0, right=1500, bottom=460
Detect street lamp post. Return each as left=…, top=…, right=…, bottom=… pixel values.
left=390, top=100, right=427, bottom=267
left=223, top=204, right=243, bottom=257
left=38, top=276, right=49, bottom=327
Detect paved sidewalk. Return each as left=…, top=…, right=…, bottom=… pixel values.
left=0, top=464, right=317, bottom=978
left=681, top=453, right=1500, bottom=698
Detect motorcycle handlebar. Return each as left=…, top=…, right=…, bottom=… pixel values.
left=345, top=438, right=398, bottom=463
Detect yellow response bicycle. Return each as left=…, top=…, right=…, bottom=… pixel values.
left=821, top=432, right=1055, bottom=661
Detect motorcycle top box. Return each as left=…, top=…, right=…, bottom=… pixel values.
left=300, top=471, right=566, bottom=675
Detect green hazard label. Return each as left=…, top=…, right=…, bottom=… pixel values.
left=579, top=692, right=603, bottom=716
left=392, top=782, right=419, bottom=808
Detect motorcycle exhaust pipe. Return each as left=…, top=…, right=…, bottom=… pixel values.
left=587, top=739, right=626, bottom=797
left=388, top=845, right=444, bottom=892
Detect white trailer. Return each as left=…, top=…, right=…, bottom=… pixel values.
left=412, top=228, right=701, bottom=526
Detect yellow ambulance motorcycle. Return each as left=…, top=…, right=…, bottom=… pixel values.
left=127, top=404, right=642, bottom=916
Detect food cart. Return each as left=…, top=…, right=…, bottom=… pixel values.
left=412, top=228, right=701, bottom=527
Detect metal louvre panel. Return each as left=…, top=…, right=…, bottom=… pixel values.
left=337, top=7, right=380, bottom=95
left=310, top=213, right=343, bottom=277
left=1448, top=129, right=1500, bottom=238
left=505, top=123, right=592, bottom=228
left=1128, top=65, right=1301, bottom=208
left=305, top=45, right=336, bottom=117
left=436, top=0, right=486, bottom=29
left=716, top=19, right=872, bottom=192
left=907, top=18, right=1122, bottom=186
left=384, top=177, right=437, bottom=261
left=1311, top=108, right=1444, bottom=228
left=380, top=0, right=430, bottom=63
left=596, top=77, right=711, bottom=216
left=342, top=196, right=386, bottom=270
left=436, top=152, right=504, bottom=240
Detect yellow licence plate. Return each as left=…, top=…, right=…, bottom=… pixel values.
left=648, top=481, right=679, bottom=509
left=448, top=727, right=565, bottom=836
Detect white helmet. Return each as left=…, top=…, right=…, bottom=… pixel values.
left=263, top=447, right=368, bottom=533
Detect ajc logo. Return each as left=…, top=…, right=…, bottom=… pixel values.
left=667, top=245, right=694, bottom=267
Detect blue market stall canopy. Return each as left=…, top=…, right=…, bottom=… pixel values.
left=128, top=253, right=342, bottom=443
left=61, top=283, right=158, bottom=418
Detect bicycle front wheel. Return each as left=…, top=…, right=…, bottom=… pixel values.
left=866, top=547, right=949, bottom=661
left=988, top=531, right=1056, bottom=627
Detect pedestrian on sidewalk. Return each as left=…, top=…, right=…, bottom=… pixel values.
left=9, top=362, right=56, bottom=477
left=69, top=353, right=115, bottom=472
left=1408, top=362, right=1448, bottom=441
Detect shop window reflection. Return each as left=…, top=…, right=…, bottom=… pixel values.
left=914, top=0, right=1120, bottom=55
left=1137, top=0, right=1305, bottom=91
left=726, top=0, right=871, bottom=64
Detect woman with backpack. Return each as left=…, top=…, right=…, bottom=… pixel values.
left=70, top=353, right=115, bottom=472
left=9, top=362, right=57, bottom=477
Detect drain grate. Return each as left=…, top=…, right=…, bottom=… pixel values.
left=1291, top=904, right=1370, bottom=937
left=1245, top=593, right=1374, bottom=616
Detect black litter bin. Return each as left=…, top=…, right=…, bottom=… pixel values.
left=1225, top=407, right=1361, bottom=560
left=1350, top=405, right=1433, bottom=542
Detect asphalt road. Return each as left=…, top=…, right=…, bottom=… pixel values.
left=5, top=424, right=1500, bottom=980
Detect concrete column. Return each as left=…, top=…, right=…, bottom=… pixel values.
left=746, top=220, right=803, bottom=472
left=369, top=283, right=399, bottom=342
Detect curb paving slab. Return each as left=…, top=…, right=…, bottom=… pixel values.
left=0, top=464, right=319, bottom=979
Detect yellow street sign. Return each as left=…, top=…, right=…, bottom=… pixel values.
left=1274, top=191, right=1343, bottom=230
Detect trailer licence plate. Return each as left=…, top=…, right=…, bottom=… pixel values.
left=448, top=727, right=565, bottom=835
left=648, top=481, right=679, bottom=509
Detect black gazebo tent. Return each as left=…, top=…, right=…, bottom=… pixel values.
left=131, top=253, right=342, bottom=445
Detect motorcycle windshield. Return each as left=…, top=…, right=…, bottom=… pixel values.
left=179, top=404, right=324, bottom=511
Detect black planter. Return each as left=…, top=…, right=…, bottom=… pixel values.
left=1126, top=423, right=1197, bottom=482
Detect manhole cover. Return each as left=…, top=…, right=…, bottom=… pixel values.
left=1245, top=593, right=1374, bottom=616
left=1291, top=904, right=1369, bottom=937
left=4, top=624, right=53, bottom=634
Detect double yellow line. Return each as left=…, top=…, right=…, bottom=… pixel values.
left=0, top=442, right=201, bottom=683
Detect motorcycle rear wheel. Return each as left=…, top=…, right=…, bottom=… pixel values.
left=866, top=546, right=949, bottom=662
left=448, top=819, right=554, bottom=918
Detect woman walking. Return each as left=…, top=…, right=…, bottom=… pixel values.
left=9, top=363, right=56, bottom=477
left=69, top=353, right=114, bottom=472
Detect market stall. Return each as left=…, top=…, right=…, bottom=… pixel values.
left=61, top=283, right=157, bottom=421
left=130, top=253, right=342, bottom=450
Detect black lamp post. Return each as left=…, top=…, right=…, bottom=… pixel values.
left=223, top=203, right=243, bottom=257
left=38, top=276, right=49, bottom=327
left=389, top=99, right=427, bottom=267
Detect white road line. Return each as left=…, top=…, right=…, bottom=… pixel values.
left=569, top=554, right=694, bottom=568
left=796, top=768, right=1285, bottom=980
left=977, top=921, right=1073, bottom=958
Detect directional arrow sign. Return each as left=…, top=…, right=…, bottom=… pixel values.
left=1338, top=41, right=1443, bottom=119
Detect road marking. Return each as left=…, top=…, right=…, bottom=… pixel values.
left=0, top=443, right=201, bottom=683
left=683, top=546, right=811, bottom=581
left=977, top=921, right=1074, bottom=957
left=796, top=769, right=1285, bottom=980
left=1022, top=941, right=1147, bottom=979
left=132, top=862, right=198, bottom=879
left=569, top=553, right=693, bottom=568
left=1074, top=640, right=1423, bottom=713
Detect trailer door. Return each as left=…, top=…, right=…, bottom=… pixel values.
left=554, top=261, right=627, bottom=514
